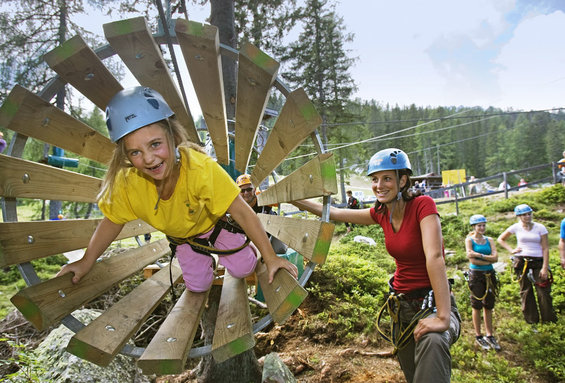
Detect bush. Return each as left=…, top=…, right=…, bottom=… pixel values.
left=303, top=243, right=390, bottom=342
left=536, top=184, right=565, bottom=204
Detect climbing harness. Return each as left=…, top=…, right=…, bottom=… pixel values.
left=513, top=257, right=530, bottom=283
left=165, top=217, right=250, bottom=300
left=465, top=270, right=498, bottom=301
left=376, top=283, right=435, bottom=354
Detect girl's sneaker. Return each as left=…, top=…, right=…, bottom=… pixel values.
left=486, top=335, right=501, bottom=351
left=475, top=335, right=490, bottom=350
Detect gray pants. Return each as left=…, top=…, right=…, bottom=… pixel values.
left=396, top=295, right=460, bottom=383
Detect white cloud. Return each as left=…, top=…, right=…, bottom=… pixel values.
left=337, top=0, right=565, bottom=110
left=494, top=11, right=565, bottom=109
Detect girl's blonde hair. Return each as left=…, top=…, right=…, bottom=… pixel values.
left=97, top=118, right=204, bottom=201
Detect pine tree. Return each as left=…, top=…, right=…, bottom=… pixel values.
left=280, top=0, right=357, bottom=199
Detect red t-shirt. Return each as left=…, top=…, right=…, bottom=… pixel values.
left=370, top=195, right=440, bottom=293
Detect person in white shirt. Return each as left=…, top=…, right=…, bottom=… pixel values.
left=497, top=204, right=557, bottom=324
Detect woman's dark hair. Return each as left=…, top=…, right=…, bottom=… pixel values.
left=374, top=169, right=421, bottom=213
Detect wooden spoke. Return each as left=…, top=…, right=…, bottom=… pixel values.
left=234, top=43, right=279, bottom=173
left=255, top=260, right=308, bottom=324
left=257, top=153, right=337, bottom=205
left=0, top=154, right=101, bottom=202
left=175, top=19, right=229, bottom=165
left=0, top=85, right=114, bottom=164
left=66, top=259, right=183, bottom=366
left=137, top=289, right=209, bottom=375
left=257, top=214, right=334, bottom=265
left=103, top=17, right=199, bottom=143
left=0, top=219, right=155, bottom=268
left=10, top=239, right=169, bottom=331
left=211, top=272, right=255, bottom=363
left=44, top=35, right=123, bottom=110
left=250, top=88, right=322, bottom=186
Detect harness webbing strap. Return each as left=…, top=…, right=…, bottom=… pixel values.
left=515, top=258, right=529, bottom=283
left=376, top=291, right=434, bottom=354
left=467, top=271, right=496, bottom=301
left=165, top=220, right=250, bottom=301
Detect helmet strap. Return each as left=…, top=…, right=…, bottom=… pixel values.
left=395, top=169, right=402, bottom=201
left=390, top=170, right=403, bottom=224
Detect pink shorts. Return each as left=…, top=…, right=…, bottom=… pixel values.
left=175, top=227, right=257, bottom=292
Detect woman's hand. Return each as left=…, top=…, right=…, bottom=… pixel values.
left=56, top=257, right=96, bottom=284
left=539, top=267, right=549, bottom=281
left=413, top=315, right=450, bottom=342
left=511, top=247, right=522, bottom=254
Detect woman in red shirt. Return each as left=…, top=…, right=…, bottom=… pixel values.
left=293, top=148, right=460, bottom=383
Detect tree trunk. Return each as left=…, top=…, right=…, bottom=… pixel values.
left=194, top=3, right=262, bottom=382
left=339, top=152, right=346, bottom=203
left=49, top=0, right=67, bottom=221
left=195, top=286, right=261, bottom=383
left=211, top=0, right=237, bottom=125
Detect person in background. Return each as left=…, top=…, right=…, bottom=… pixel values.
left=236, top=174, right=272, bottom=214
left=345, top=190, right=360, bottom=233
left=57, top=86, right=297, bottom=292
left=236, top=173, right=287, bottom=254
left=518, top=178, right=527, bottom=187
left=292, top=148, right=460, bottom=383
left=468, top=176, right=477, bottom=195
left=498, top=180, right=510, bottom=191
left=558, top=150, right=565, bottom=185
left=465, top=214, right=501, bottom=351
left=497, top=204, right=557, bottom=325
left=558, top=217, right=565, bottom=269
left=0, top=131, right=6, bottom=153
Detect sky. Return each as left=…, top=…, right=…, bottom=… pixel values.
left=334, top=0, right=565, bottom=111
left=78, top=0, right=565, bottom=113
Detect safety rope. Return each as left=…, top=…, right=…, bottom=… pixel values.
left=376, top=291, right=434, bottom=354
left=512, top=257, right=529, bottom=283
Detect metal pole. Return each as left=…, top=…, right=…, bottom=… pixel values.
left=503, top=172, right=508, bottom=199
left=436, top=144, right=440, bottom=174
left=454, top=185, right=459, bottom=216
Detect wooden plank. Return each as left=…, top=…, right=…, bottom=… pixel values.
left=175, top=19, right=229, bottom=165
left=137, top=289, right=209, bottom=375
left=255, top=259, right=308, bottom=324
left=0, top=219, right=156, bottom=268
left=103, top=17, right=200, bottom=143
left=43, top=35, right=123, bottom=110
left=0, top=154, right=101, bottom=202
left=250, top=88, right=322, bottom=186
left=0, top=85, right=114, bottom=164
left=257, top=153, right=337, bottom=205
left=66, top=259, right=183, bottom=366
left=211, top=272, right=255, bottom=363
left=10, top=239, right=169, bottom=331
left=234, top=43, right=279, bottom=173
left=257, top=214, right=334, bottom=265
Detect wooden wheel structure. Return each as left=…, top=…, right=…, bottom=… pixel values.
left=0, top=15, right=337, bottom=375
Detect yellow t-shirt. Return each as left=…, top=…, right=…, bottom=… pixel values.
left=98, top=147, right=240, bottom=238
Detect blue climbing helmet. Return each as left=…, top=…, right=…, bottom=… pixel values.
left=469, top=214, right=487, bottom=225
left=514, top=204, right=533, bottom=216
left=105, top=86, right=174, bottom=142
left=367, top=148, right=412, bottom=176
